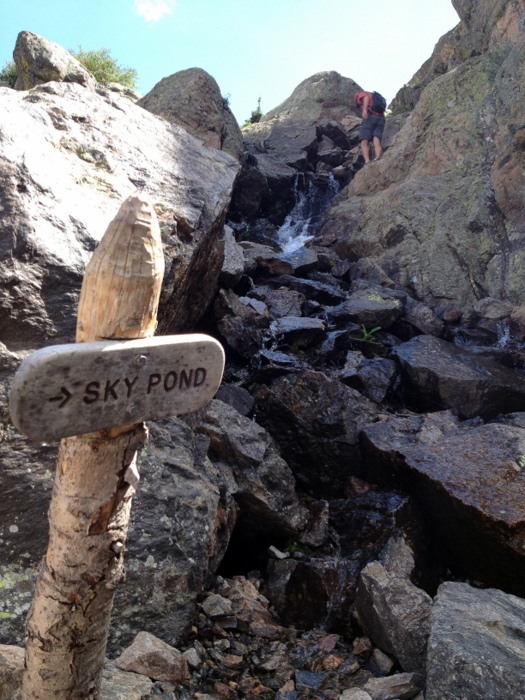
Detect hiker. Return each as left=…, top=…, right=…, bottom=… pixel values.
left=354, top=90, right=386, bottom=165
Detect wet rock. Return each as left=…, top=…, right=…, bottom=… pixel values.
left=265, top=557, right=348, bottom=630
left=240, top=242, right=294, bottom=278
left=266, top=288, right=305, bottom=319
left=198, top=400, right=308, bottom=537
left=362, top=411, right=525, bottom=594
left=265, top=492, right=412, bottom=634
left=391, top=335, right=525, bottom=419
left=114, top=631, right=190, bottom=683
left=317, top=136, right=344, bottom=167
left=327, top=289, right=403, bottom=331
left=312, top=330, right=356, bottom=369
left=354, top=561, right=431, bottom=673
left=427, top=582, right=525, bottom=700
left=355, top=358, right=397, bottom=404
left=230, top=153, right=297, bottom=223
left=330, top=493, right=413, bottom=564
left=363, top=672, right=424, bottom=700
left=14, top=31, right=96, bottom=90
left=269, top=275, right=347, bottom=305
left=299, top=499, right=330, bottom=548
left=282, top=246, right=319, bottom=276
left=253, top=370, right=379, bottom=496
left=214, top=288, right=270, bottom=359
left=403, top=298, right=444, bottom=337
left=270, top=316, right=327, bottom=349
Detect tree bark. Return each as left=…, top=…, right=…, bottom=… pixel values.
left=22, top=193, right=164, bottom=699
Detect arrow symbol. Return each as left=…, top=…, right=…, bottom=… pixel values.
left=49, top=387, right=72, bottom=408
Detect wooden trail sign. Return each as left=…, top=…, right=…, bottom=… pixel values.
left=10, top=334, right=224, bottom=442
left=19, top=192, right=225, bottom=700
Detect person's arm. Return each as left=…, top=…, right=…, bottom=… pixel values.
left=361, top=94, right=370, bottom=119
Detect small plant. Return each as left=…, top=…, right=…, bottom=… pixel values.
left=241, top=97, right=263, bottom=128
left=222, top=93, right=231, bottom=108
left=360, top=324, right=381, bottom=341
left=284, top=539, right=310, bottom=555
left=70, top=46, right=138, bottom=88
left=0, top=60, right=17, bottom=87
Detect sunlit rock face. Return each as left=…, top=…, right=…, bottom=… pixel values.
left=320, top=37, right=525, bottom=317
left=390, top=0, right=525, bottom=113
left=0, top=79, right=239, bottom=344
left=138, top=67, right=244, bottom=161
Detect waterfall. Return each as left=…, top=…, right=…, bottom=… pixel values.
left=277, top=173, right=340, bottom=254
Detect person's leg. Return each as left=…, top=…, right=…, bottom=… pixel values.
left=359, top=117, right=373, bottom=163
left=360, top=139, right=370, bottom=163
left=372, top=136, right=382, bottom=159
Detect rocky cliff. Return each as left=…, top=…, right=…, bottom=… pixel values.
left=2, top=7, right=525, bottom=698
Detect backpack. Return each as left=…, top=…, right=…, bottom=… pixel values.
left=371, top=91, right=387, bottom=114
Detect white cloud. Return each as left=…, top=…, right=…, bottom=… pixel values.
left=134, top=0, right=175, bottom=22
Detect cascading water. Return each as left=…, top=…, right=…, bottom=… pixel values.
left=277, top=172, right=340, bottom=254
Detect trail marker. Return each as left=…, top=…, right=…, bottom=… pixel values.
left=10, top=334, right=224, bottom=442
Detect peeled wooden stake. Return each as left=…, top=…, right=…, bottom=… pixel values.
left=22, top=193, right=164, bottom=700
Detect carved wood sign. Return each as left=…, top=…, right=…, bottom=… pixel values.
left=9, top=334, right=225, bottom=442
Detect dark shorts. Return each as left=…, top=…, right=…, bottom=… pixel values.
left=359, top=113, right=385, bottom=141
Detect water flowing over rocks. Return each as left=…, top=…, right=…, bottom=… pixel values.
left=4, top=7, right=525, bottom=696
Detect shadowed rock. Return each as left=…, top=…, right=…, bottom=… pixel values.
left=391, top=334, right=525, bottom=419
left=253, top=370, right=379, bottom=496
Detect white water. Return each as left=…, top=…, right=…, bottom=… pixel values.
left=277, top=173, right=340, bottom=254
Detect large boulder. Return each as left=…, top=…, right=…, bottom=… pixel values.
left=249, top=71, right=362, bottom=130
left=427, top=581, right=525, bottom=700
left=197, top=399, right=308, bottom=538
left=138, top=67, right=243, bottom=161
left=13, top=31, right=97, bottom=91
left=253, top=369, right=379, bottom=496
left=0, top=78, right=239, bottom=345
left=354, top=560, right=431, bottom=673
left=391, top=334, right=525, bottom=419
left=361, top=410, right=525, bottom=595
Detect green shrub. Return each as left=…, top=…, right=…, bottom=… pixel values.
left=241, top=97, right=263, bottom=128
left=0, top=60, right=17, bottom=87
left=71, top=46, right=138, bottom=88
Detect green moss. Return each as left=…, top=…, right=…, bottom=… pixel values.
left=0, top=571, right=30, bottom=590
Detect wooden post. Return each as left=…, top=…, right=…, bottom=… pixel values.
left=22, top=193, right=164, bottom=699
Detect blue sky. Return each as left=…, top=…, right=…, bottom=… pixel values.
left=1, top=0, right=459, bottom=125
